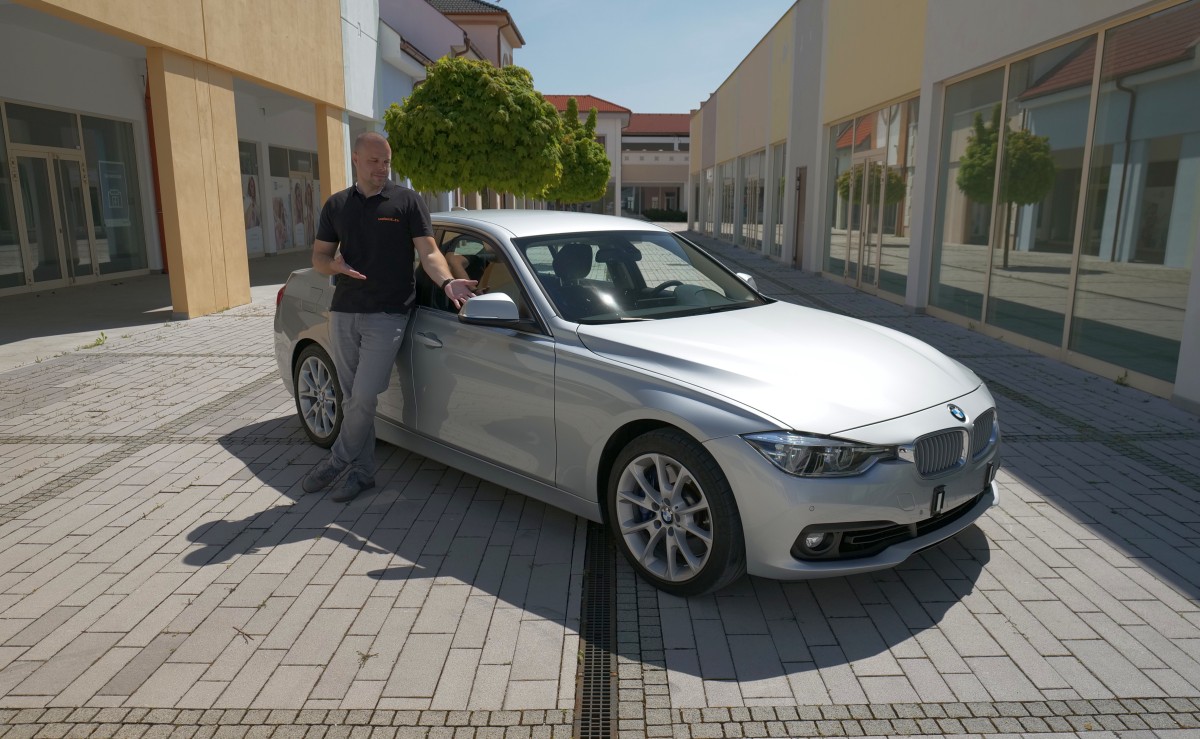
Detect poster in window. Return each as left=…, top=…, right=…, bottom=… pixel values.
left=98, top=161, right=130, bottom=227
left=243, top=174, right=264, bottom=255
left=272, top=176, right=292, bottom=251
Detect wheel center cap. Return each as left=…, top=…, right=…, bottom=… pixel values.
left=660, top=509, right=674, bottom=524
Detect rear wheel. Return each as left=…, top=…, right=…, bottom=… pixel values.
left=293, top=344, right=341, bottom=447
left=607, top=429, right=745, bottom=596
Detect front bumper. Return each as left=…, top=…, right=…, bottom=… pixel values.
left=705, top=387, right=1000, bottom=580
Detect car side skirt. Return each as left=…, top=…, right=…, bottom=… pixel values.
left=374, top=416, right=603, bottom=523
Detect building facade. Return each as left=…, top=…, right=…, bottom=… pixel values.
left=544, top=95, right=630, bottom=216
left=621, top=113, right=690, bottom=216
left=0, top=0, right=517, bottom=318
left=690, top=0, right=1200, bottom=412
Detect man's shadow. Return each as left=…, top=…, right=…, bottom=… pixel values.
left=199, top=417, right=991, bottom=678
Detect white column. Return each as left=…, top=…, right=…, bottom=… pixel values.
left=1165, top=132, right=1200, bottom=269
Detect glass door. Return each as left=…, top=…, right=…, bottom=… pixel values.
left=14, top=153, right=66, bottom=286
left=54, top=155, right=98, bottom=281
left=856, top=157, right=886, bottom=289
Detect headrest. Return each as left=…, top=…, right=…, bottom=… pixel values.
left=553, top=243, right=593, bottom=282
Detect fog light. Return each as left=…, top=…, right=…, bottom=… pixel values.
left=803, top=532, right=834, bottom=553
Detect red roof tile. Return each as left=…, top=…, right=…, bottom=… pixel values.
left=1021, top=2, right=1199, bottom=100
left=624, top=113, right=691, bottom=135
left=834, top=116, right=873, bottom=150
left=544, top=95, right=631, bottom=114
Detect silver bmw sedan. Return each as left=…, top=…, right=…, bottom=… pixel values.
left=274, top=210, right=999, bottom=596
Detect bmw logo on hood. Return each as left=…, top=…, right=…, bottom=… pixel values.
left=948, top=404, right=967, bottom=422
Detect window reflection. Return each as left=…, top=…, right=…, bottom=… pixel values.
left=1070, top=0, right=1198, bottom=382
left=739, top=150, right=765, bottom=250
left=82, top=116, right=148, bottom=274
left=930, top=69, right=1005, bottom=319
left=987, top=37, right=1095, bottom=346
left=769, top=142, right=786, bottom=257
left=0, top=118, right=23, bottom=289
left=824, top=99, right=917, bottom=296
left=718, top=161, right=735, bottom=241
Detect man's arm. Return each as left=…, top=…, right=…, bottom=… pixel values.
left=312, top=239, right=365, bottom=279
left=415, top=235, right=477, bottom=309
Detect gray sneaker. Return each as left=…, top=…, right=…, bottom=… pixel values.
left=303, top=456, right=346, bottom=493
left=330, top=467, right=376, bottom=503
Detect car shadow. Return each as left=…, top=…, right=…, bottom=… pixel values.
left=196, top=417, right=992, bottom=683
left=627, top=524, right=991, bottom=685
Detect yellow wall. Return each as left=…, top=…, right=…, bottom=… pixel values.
left=823, top=0, right=926, bottom=123
left=20, top=0, right=346, bottom=317
left=148, top=48, right=250, bottom=317
left=769, top=11, right=794, bottom=144
left=708, top=8, right=794, bottom=165
left=20, top=0, right=344, bottom=107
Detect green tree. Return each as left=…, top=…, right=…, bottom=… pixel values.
left=836, top=161, right=906, bottom=206
left=955, top=105, right=1056, bottom=267
left=384, top=57, right=562, bottom=197
left=544, top=97, right=610, bottom=204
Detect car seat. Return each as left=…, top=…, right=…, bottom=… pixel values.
left=551, top=243, right=606, bottom=321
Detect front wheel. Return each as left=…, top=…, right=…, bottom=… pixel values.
left=607, top=429, right=745, bottom=596
left=293, top=344, right=342, bottom=448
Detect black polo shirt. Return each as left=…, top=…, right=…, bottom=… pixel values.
left=316, top=181, right=434, bottom=313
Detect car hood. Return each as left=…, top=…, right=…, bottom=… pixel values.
left=576, top=302, right=981, bottom=436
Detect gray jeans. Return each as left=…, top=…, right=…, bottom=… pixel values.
left=328, top=310, right=408, bottom=473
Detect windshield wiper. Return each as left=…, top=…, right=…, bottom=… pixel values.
left=578, top=315, right=653, bottom=324
left=704, top=304, right=750, bottom=314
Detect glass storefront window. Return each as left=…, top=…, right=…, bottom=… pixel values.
left=239, top=141, right=265, bottom=256
left=0, top=119, right=23, bottom=289
left=987, top=37, right=1096, bottom=346
left=930, top=69, right=1005, bottom=318
left=6, top=103, right=80, bottom=149
left=825, top=121, right=853, bottom=275
left=1070, top=0, right=1198, bottom=382
left=824, top=99, right=917, bottom=296
left=718, top=161, right=735, bottom=241
left=81, top=116, right=147, bottom=274
left=740, top=150, right=765, bottom=250
left=703, top=168, right=714, bottom=235
left=769, top=142, right=786, bottom=257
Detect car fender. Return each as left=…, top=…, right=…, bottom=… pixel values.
left=552, top=340, right=783, bottom=504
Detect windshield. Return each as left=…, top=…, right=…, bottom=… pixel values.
left=512, top=230, right=767, bottom=323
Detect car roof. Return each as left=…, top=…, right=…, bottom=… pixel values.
left=430, top=209, right=667, bottom=239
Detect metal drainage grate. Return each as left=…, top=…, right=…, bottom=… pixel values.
left=574, top=522, right=617, bottom=739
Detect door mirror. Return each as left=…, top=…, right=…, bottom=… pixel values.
left=458, top=291, right=520, bottom=326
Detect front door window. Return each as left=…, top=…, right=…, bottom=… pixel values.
left=16, top=155, right=64, bottom=285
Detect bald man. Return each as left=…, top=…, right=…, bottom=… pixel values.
left=305, top=131, right=476, bottom=502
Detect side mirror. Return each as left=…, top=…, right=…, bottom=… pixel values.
left=458, top=291, right=520, bottom=326
left=736, top=272, right=758, bottom=292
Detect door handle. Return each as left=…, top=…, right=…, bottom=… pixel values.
left=414, top=331, right=442, bottom=348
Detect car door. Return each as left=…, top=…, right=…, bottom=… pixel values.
left=407, top=233, right=557, bottom=484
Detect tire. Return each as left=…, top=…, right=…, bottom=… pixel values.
left=606, top=429, right=746, bottom=596
left=293, top=344, right=342, bottom=448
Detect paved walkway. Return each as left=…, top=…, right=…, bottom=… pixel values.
left=0, top=229, right=1199, bottom=738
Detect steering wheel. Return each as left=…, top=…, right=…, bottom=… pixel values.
left=647, top=280, right=684, bottom=297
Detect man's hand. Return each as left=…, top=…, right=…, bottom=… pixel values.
left=444, top=278, right=478, bottom=309
left=333, top=252, right=366, bottom=280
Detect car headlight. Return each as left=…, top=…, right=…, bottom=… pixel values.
left=742, top=432, right=895, bottom=477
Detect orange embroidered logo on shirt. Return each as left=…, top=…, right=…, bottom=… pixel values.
left=378, top=216, right=401, bottom=223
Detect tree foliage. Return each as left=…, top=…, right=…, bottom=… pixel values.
left=384, top=57, right=562, bottom=197
left=956, top=106, right=1056, bottom=206
left=836, top=161, right=906, bottom=205
left=545, top=97, right=610, bottom=203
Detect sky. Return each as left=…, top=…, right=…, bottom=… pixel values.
left=503, top=0, right=797, bottom=114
